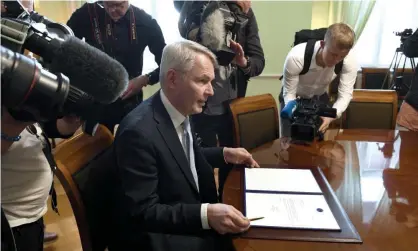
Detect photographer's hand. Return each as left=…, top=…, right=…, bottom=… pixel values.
left=56, top=115, right=82, bottom=136
left=121, top=75, right=149, bottom=100
left=319, top=117, right=335, bottom=133
left=230, top=40, right=247, bottom=68
left=234, top=0, right=251, bottom=14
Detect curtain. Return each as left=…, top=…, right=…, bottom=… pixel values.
left=130, top=0, right=183, bottom=73
left=312, top=0, right=376, bottom=41
left=353, top=0, right=418, bottom=67
left=327, top=0, right=376, bottom=41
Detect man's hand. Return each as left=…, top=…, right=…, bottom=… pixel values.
left=223, top=147, right=260, bottom=168
left=319, top=117, right=335, bottom=133
left=56, top=115, right=82, bottom=136
left=207, top=204, right=250, bottom=235
left=230, top=40, right=247, bottom=68
left=234, top=0, right=251, bottom=14
left=121, top=75, right=149, bottom=100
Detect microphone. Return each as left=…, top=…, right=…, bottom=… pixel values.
left=198, top=1, right=236, bottom=66
left=49, top=36, right=129, bottom=104
left=280, top=100, right=298, bottom=119
left=199, top=1, right=225, bottom=52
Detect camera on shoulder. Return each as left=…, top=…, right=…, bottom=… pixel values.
left=176, top=1, right=249, bottom=66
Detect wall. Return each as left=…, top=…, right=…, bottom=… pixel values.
left=245, top=0, right=313, bottom=106
left=35, top=0, right=83, bottom=24
left=311, top=1, right=330, bottom=29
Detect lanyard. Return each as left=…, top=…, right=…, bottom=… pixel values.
left=87, top=3, right=137, bottom=53
left=26, top=124, right=60, bottom=215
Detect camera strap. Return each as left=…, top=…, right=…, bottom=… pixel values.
left=87, top=3, right=137, bottom=55
left=26, top=124, right=59, bottom=216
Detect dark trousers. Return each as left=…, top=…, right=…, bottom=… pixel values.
left=9, top=218, right=45, bottom=251
left=191, top=113, right=234, bottom=201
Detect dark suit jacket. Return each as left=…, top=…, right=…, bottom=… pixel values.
left=110, top=92, right=235, bottom=251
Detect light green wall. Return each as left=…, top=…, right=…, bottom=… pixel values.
left=311, top=1, right=331, bottom=29
left=143, top=1, right=313, bottom=109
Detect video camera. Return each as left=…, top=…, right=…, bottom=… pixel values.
left=176, top=1, right=249, bottom=66
left=394, top=28, right=413, bottom=42
left=1, top=1, right=128, bottom=135
left=394, top=28, right=413, bottom=52
left=281, top=98, right=337, bottom=143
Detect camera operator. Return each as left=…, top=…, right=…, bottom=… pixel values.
left=1, top=105, right=81, bottom=251
left=396, top=28, right=418, bottom=131
left=67, top=0, right=166, bottom=134
left=280, top=23, right=358, bottom=137
left=182, top=1, right=265, bottom=200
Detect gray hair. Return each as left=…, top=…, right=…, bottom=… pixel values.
left=159, top=40, right=218, bottom=85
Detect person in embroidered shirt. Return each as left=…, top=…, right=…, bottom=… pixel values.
left=67, top=0, right=166, bottom=134
left=280, top=23, right=358, bottom=137
left=110, top=40, right=259, bottom=251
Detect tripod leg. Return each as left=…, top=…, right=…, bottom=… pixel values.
left=389, top=52, right=403, bottom=89
left=382, top=51, right=397, bottom=89
left=411, top=57, right=416, bottom=72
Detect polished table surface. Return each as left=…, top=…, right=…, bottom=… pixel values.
left=223, top=129, right=418, bottom=251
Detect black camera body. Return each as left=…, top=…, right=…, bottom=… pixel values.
left=395, top=28, right=413, bottom=42
left=290, top=98, right=337, bottom=143
left=394, top=28, right=413, bottom=52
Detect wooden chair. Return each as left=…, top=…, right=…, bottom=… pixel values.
left=229, top=94, right=279, bottom=150
left=361, top=67, right=390, bottom=89
left=341, top=89, right=398, bottom=130
left=53, top=125, right=114, bottom=251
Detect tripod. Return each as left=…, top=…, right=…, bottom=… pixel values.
left=382, top=46, right=417, bottom=98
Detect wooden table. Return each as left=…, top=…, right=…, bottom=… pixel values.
left=223, top=129, right=418, bottom=251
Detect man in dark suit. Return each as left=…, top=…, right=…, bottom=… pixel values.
left=111, top=40, right=260, bottom=251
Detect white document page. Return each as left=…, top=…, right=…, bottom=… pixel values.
left=245, top=168, right=322, bottom=193
left=246, top=192, right=340, bottom=230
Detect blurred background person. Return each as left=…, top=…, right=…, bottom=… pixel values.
left=67, top=0, right=166, bottom=134
left=396, top=28, right=418, bottom=131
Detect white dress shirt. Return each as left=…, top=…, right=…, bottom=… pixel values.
left=160, top=90, right=211, bottom=229
left=282, top=41, right=358, bottom=118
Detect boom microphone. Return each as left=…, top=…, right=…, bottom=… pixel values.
left=196, top=1, right=248, bottom=66
left=49, top=36, right=129, bottom=104
left=199, top=1, right=225, bottom=52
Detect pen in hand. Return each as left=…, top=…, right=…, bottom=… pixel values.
left=249, top=217, right=264, bottom=221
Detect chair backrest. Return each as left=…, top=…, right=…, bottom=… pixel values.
left=361, top=67, right=390, bottom=89
left=229, top=94, right=279, bottom=150
left=341, top=89, right=398, bottom=130
left=53, top=125, right=114, bottom=251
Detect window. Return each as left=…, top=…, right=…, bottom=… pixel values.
left=130, top=0, right=184, bottom=74
left=354, top=0, right=418, bottom=68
